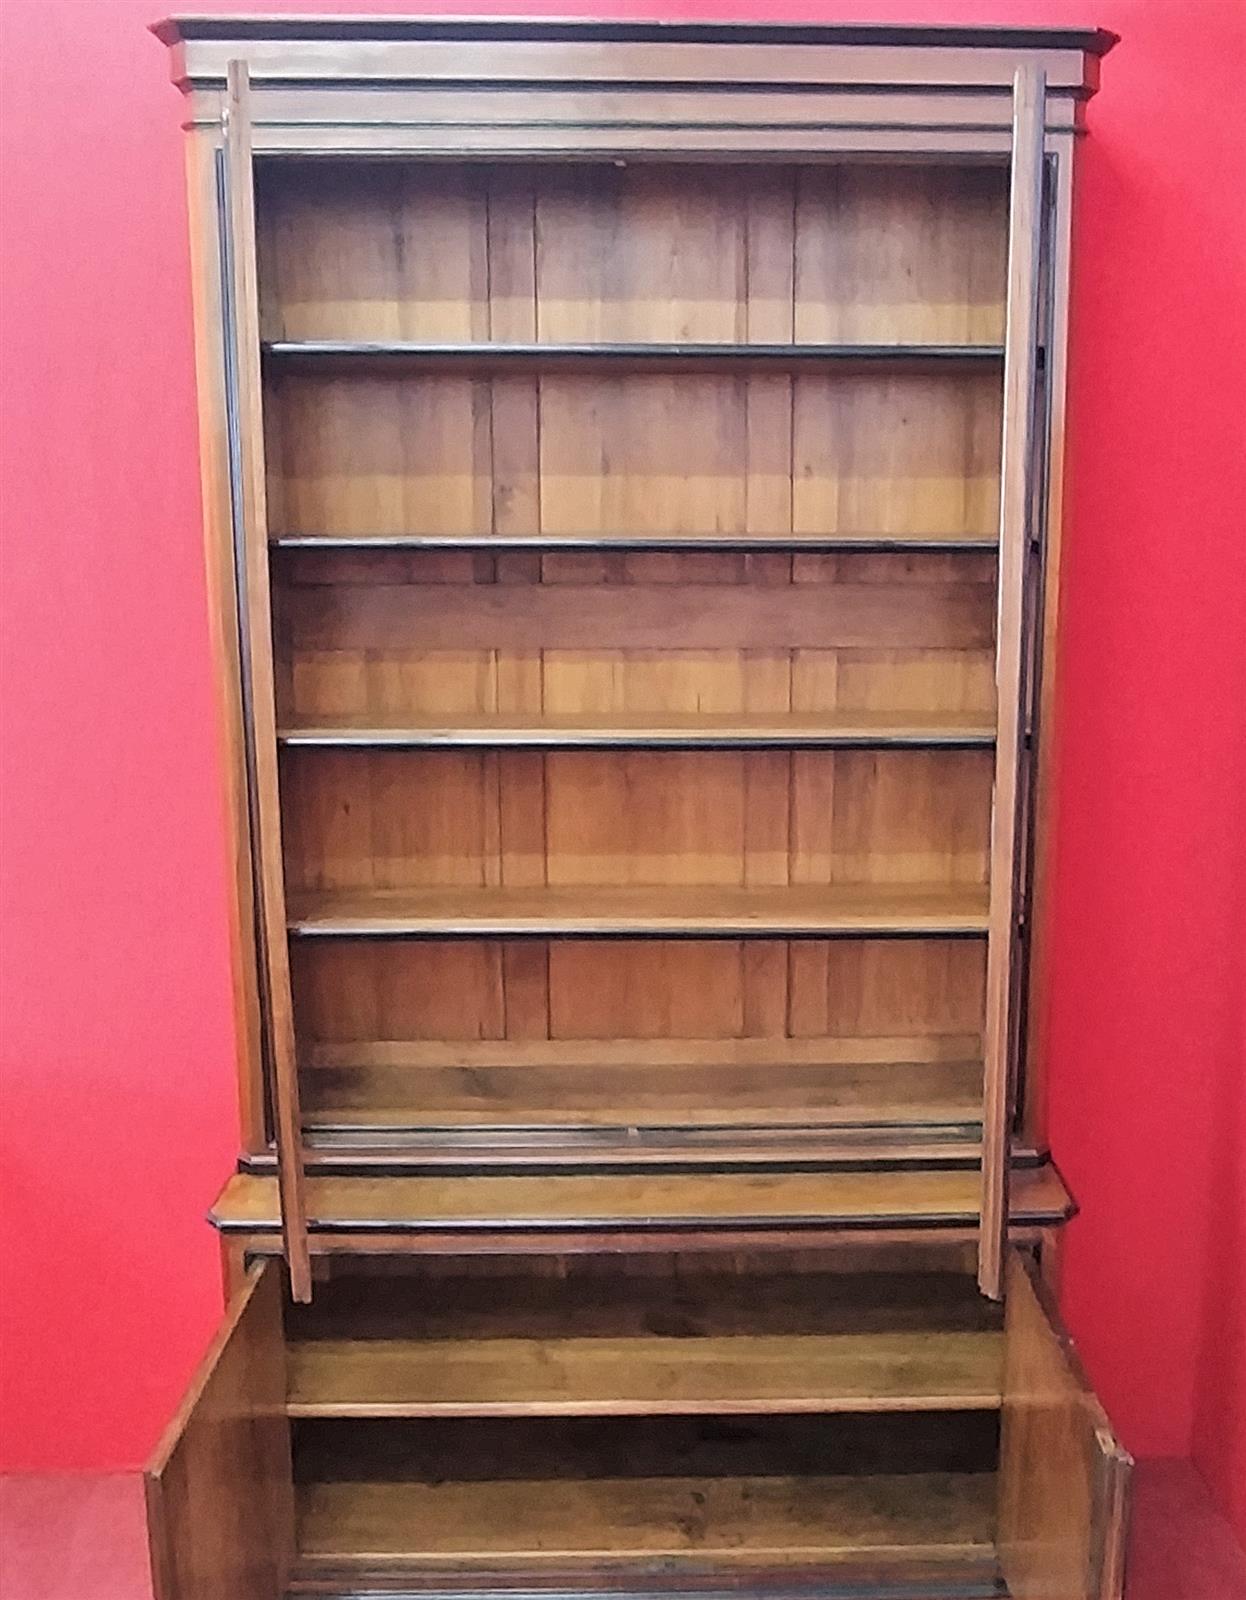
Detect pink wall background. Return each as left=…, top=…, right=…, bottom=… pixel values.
left=1, top=0, right=1243, bottom=1544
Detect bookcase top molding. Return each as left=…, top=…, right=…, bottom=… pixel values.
left=156, top=17, right=1114, bottom=102
left=153, top=15, right=1117, bottom=51
left=153, top=14, right=1113, bottom=154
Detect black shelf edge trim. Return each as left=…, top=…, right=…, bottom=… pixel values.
left=263, top=340, right=1006, bottom=365
left=286, top=926, right=990, bottom=942
left=271, top=534, right=1000, bottom=552
left=277, top=730, right=997, bottom=752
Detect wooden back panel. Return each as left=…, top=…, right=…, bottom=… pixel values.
left=250, top=152, right=1014, bottom=1149
left=257, top=161, right=1008, bottom=346
left=266, top=370, right=1003, bottom=541
left=275, top=549, right=997, bottom=727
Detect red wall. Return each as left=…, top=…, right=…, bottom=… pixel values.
left=2, top=0, right=1243, bottom=1541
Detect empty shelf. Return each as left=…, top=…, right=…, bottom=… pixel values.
left=212, top=1164, right=1073, bottom=1236
left=288, top=1329, right=1003, bottom=1419
left=300, top=1034, right=983, bottom=1132
left=278, top=711, right=996, bottom=751
left=285, top=884, right=991, bottom=939
left=271, top=529, right=1001, bottom=551
left=294, top=1472, right=998, bottom=1568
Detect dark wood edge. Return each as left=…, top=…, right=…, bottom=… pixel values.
left=240, top=1222, right=1044, bottom=1257
left=152, top=16, right=1118, bottom=54
left=264, top=340, right=1006, bottom=363
left=1096, top=1447, right=1134, bottom=1600
left=214, top=1203, right=1075, bottom=1237
left=272, top=535, right=1001, bottom=552
left=282, top=1566, right=1007, bottom=1600
left=278, top=731, right=997, bottom=752
left=243, top=1144, right=1049, bottom=1177
left=257, top=1158, right=1044, bottom=1179
left=144, top=1260, right=270, bottom=1476
left=287, top=927, right=991, bottom=942
left=1011, top=1251, right=1132, bottom=1453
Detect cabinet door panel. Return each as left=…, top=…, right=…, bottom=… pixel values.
left=145, top=1262, right=293, bottom=1600
left=998, top=1252, right=1132, bottom=1600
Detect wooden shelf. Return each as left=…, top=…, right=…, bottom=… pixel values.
left=264, top=339, right=1006, bottom=372
left=271, top=530, right=1001, bottom=552
left=288, top=1330, right=1002, bottom=1419
left=285, top=884, right=990, bottom=940
left=294, top=1471, right=998, bottom=1566
left=212, top=1163, right=1073, bottom=1237
left=278, top=711, right=997, bottom=752
left=300, top=1035, right=983, bottom=1136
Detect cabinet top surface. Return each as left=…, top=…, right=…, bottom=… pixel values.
left=153, top=14, right=1117, bottom=51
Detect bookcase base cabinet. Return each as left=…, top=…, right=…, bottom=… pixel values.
left=146, top=1249, right=1129, bottom=1600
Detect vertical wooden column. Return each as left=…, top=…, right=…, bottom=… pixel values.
left=979, top=65, right=1047, bottom=1301
left=222, top=61, right=311, bottom=1302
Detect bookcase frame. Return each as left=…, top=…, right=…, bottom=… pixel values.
left=149, top=22, right=1132, bottom=1597
left=159, top=17, right=1107, bottom=1304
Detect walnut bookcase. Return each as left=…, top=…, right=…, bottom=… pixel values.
left=147, top=18, right=1129, bottom=1600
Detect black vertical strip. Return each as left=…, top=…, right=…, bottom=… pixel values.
left=216, top=144, right=277, bottom=1148
left=1010, top=150, right=1061, bottom=1136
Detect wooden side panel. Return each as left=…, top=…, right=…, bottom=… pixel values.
left=145, top=1263, right=293, bottom=1600
left=979, top=66, right=1047, bottom=1300
left=225, top=62, right=311, bottom=1300
left=183, top=127, right=269, bottom=1152
left=998, top=1253, right=1132, bottom=1600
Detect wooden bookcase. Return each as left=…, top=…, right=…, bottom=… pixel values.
left=147, top=18, right=1129, bottom=1600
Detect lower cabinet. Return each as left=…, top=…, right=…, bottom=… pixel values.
left=146, top=1248, right=1130, bottom=1600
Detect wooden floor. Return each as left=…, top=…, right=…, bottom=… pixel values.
left=1, top=1461, right=1242, bottom=1598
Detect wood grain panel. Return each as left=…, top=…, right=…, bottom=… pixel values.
left=535, top=165, right=761, bottom=342
left=291, top=940, right=506, bottom=1045
left=292, top=939, right=985, bottom=1044
left=145, top=1264, right=292, bottom=1600
left=281, top=748, right=991, bottom=894
left=281, top=576, right=993, bottom=652
left=289, top=1330, right=1003, bottom=1417
left=998, top=1253, right=1132, bottom=1600
left=286, top=1261, right=1002, bottom=1337
left=300, top=1036, right=983, bottom=1130
left=295, top=1472, right=997, bottom=1564
left=267, top=367, right=1001, bottom=542
left=257, top=164, right=490, bottom=341
left=793, top=370, right=1002, bottom=537
left=794, top=165, right=1008, bottom=344
left=277, top=548, right=995, bottom=734
left=258, top=160, right=1007, bottom=349
left=270, top=373, right=492, bottom=535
